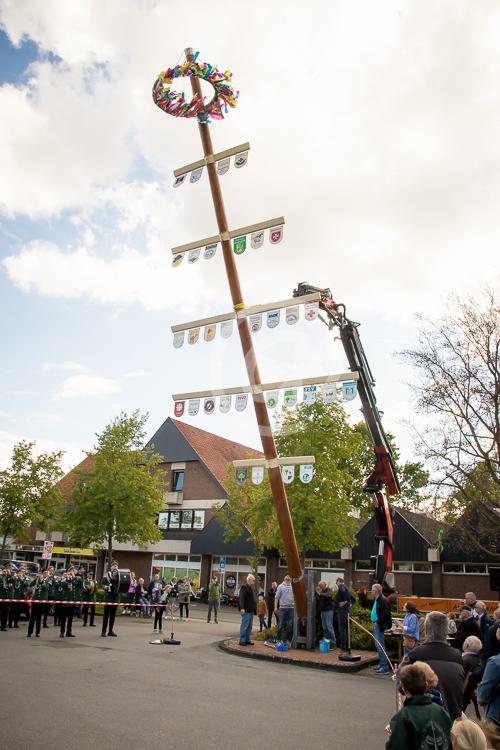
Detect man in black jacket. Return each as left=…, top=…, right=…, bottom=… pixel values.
left=408, top=610, right=465, bottom=720
left=370, top=583, right=392, bottom=674
left=266, top=581, right=277, bottom=629
left=238, top=574, right=256, bottom=646
left=450, top=606, right=481, bottom=651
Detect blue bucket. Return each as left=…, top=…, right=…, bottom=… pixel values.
left=319, top=640, right=330, bottom=653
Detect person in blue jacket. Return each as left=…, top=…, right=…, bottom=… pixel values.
left=402, top=601, right=420, bottom=655
left=478, top=650, right=500, bottom=725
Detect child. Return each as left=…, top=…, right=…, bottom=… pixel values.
left=257, top=594, right=267, bottom=632
left=386, top=662, right=452, bottom=749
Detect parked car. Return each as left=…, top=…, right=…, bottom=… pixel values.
left=0, top=559, right=40, bottom=575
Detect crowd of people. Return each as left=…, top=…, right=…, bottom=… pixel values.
left=366, top=584, right=500, bottom=748
left=0, top=561, right=196, bottom=639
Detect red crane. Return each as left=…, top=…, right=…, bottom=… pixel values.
left=293, top=283, right=398, bottom=588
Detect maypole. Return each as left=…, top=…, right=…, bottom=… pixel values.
left=153, top=49, right=360, bottom=623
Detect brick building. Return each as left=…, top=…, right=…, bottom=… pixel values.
left=6, top=418, right=499, bottom=601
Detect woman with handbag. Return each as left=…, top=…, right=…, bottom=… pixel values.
left=403, top=602, right=420, bottom=655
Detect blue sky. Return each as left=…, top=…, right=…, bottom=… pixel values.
left=1, top=2, right=499, bottom=473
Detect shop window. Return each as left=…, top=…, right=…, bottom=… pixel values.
left=158, top=512, right=169, bottom=530
left=171, top=470, right=184, bottom=492
left=177, top=554, right=189, bottom=562
left=394, top=562, right=412, bottom=572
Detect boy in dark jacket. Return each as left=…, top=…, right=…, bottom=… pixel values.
left=386, top=662, right=452, bottom=750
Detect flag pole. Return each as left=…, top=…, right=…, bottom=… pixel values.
left=184, top=47, right=307, bottom=619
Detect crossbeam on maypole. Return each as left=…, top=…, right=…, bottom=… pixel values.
left=183, top=47, right=307, bottom=618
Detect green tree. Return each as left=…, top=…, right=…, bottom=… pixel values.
left=0, top=440, right=64, bottom=554
left=400, top=288, right=499, bottom=552
left=65, top=411, right=165, bottom=567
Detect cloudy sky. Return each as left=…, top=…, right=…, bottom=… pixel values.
left=1, top=0, right=499, bottom=472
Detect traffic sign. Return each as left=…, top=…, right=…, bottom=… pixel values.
left=219, top=556, right=225, bottom=569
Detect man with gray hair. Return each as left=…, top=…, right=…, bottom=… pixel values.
left=475, top=601, right=492, bottom=645
left=238, top=574, right=256, bottom=647
left=408, top=611, right=465, bottom=720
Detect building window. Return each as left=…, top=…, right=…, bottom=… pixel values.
left=158, top=509, right=205, bottom=531
left=393, top=562, right=432, bottom=573
left=355, top=560, right=374, bottom=571
left=171, top=470, right=184, bottom=491
left=281, top=557, right=344, bottom=571
left=442, top=563, right=489, bottom=575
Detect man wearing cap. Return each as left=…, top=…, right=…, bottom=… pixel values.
left=0, top=566, right=12, bottom=632
left=450, top=606, right=481, bottom=652
left=101, top=561, right=120, bottom=637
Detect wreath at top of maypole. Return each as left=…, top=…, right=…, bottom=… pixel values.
left=152, top=51, right=239, bottom=124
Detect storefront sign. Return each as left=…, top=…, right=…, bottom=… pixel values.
left=225, top=575, right=236, bottom=589
left=42, top=540, right=54, bottom=559
left=52, top=547, right=96, bottom=557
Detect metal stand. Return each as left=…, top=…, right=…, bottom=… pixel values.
left=292, top=570, right=316, bottom=650
left=338, top=612, right=361, bottom=662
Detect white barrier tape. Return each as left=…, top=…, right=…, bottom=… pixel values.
left=0, top=599, right=176, bottom=608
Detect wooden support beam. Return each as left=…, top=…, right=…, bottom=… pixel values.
left=172, top=371, right=358, bottom=401
left=173, top=142, right=251, bottom=177
left=233, top=456, right=315, bottom=468
left=170, top=292, right=320, bottom=333
left=171, top=216, right=285, bottom=255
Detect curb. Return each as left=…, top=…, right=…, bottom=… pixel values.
left=218, top=639, right=379, bottom=673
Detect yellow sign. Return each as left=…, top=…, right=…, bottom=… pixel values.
left=398, top=596, right=499, bottom=616
left=52, top=547, right=97, bottom=557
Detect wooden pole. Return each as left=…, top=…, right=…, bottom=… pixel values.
left=184, top=47, right=307, bottom=618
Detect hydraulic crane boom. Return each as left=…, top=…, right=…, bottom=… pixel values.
left=293, top=282, right=397, bottom=587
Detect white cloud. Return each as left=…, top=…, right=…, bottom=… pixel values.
left=42, top=361, right=94, bottom=373
left=0, top=429, right=84, bottom=472
left=56, top=373, right=121, bottom=399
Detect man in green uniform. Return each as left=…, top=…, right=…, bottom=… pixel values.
left=42, top=565, right=55, bottom=628
left=9, top=569, right=28, bottom=628
left=59, top=570, right=77, bottom=638
left=27, top=570, right=51, bottom=638
left=101, top=561, right=120, bottom=637
left=82, top=571, right=97, bottom=627
left=0, top=565, right=11, bottom=631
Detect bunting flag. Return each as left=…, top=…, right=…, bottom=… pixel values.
left=217, top=157, right=230, bottom=175
left=304, top=301, right=319, bottom=321
left=299, top=464, right=314, bottom=484
left=172, top=253, right=184, bottom=268
left=204, top=397, right=215, bottom=415
left=188, top=248, right=201, bottom=263
left=233, top=235, right=247, bottom=255
left=190, top=166, right=204, bottom=183
left=220, top=320, right=233, bottom=339
left=173, top=331, right=185, bottom=349
left=266, top=310, right=280, bottom=328
left=235, top=468, right=248, bottom=485
left=249, top=313, right=262, bottom=332
left=284, top=388, right=297, bottom=407
left=188, top=398, right=200, bottom=416
left=203, top=243, right=217, bottom=260
left=173, top=175, right=186, bottom=188
left=342, top=380, right=358, bottom=401
left=251, top=230, right=264, bottom=249
left=234, top=151, right=249, bottom=168
left=281, top=465, right=295, bottom=484
left=251, top=466, right=264, bottom=485
left=269, top=225, right=283, bottom=244
left=235, top=393, right=248, bottom=411
left=285, top=305, right=299, bottom=325
left=266, top=390, right=279, bottom=409
left=174, top=401, right=185, bottom=417
left=188, top=327, right=200, bottom=345
left=204, top=324, right=216, bottom=342
left=322, top=383, right=338, bottom=403
left=303, top=385, right=318, bottom=404
left=219, top=394, right=232, bottom=413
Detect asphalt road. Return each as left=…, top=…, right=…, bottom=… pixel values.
left=0, top=604, right=395, bottom=750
